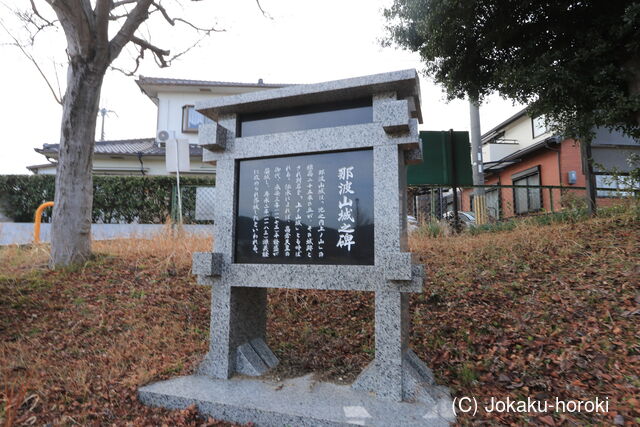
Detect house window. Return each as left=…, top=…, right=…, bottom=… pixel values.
left=532, top=115, right=549, bottom=138
left=182, top=105, right=212, bottom=133
left=596, top=175, right=634, bottom=197
left=512, top=166, right=542, bottom=214
left=238, top=98, right=373, bottom=137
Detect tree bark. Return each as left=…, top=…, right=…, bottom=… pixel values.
left=580, top=139, right=597, bottom=216
left=50, top=58, right=104, bottom=267
left=624, top=58, right=640, bottom=128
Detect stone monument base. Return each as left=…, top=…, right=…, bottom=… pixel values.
left=138, top=373, right=454, bottom=426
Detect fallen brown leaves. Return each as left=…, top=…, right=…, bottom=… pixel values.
left=409, top=214, right=640, bottom=426
left=0, top=232, right=239, bottom=426
left=1, top=214, right=638, bottom=426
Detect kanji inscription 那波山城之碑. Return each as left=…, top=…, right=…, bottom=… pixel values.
left=235, top=149, right=374, bottom=265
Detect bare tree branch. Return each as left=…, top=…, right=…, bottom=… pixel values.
left=131, top=34, right=169, bottom=67
left=109, top=45, right=143, bottom=76
left=111, top=0, right=137, bottom=9
left=173, top=17, right=222, bottom=34
left=151, top=2, right=222, bottom=33
left=94, top=0, right=111, bottom=59
left=52, top=59, right=63, bottom=101
left=13, top=9, right=56, bottom=44
left=110, top=8, right=159, bottom=21
left=109, top=0, right=154, bottom=61
left=6, top=0, right=223, bottom=100
left=4, top=1, right=58, bottom=45
left=167, top=33, right=206, bottom=63
left=44, top=0, right=94, bottom=57
left=151, top=1, right=174, bottom=25
left=255, top=0, right=273, bottom=19
left=109, top=13, right=127, bottom=20
left=29, top=0, right=54, bottom=26
left=0, top=18, right=62, bottom=104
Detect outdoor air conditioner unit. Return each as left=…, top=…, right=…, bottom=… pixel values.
left=156, top=129, right=172, bottom=147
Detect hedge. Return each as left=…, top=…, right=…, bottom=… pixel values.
left=0, top=175, right=214, bottom=224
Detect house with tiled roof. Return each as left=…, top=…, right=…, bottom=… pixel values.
left=28, top=77, right=288, bottom=176
left=30, top=137, right=209, bottom=175
left=461, top=109, right=639, bottom=219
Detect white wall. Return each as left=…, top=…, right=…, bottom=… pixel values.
left=502, top=115, right=552, bottom=147
left=93, top=156, right=162, bottom=175
left=156, top=92, right=225, bottom=143
left=29, top=85, right=279, bottom=175
left=30, top=164, right=57, bottom=175
left=32, top=156, right=215, bottom=176
left=482, top=143, right=520, bottom=163
left=155, top=86, right=281, bottom=142
left=0, top=223, right=213, bottom=244
left=92, top=155, right=215, bottom=176
left=482, top=115, right=553, bottom=162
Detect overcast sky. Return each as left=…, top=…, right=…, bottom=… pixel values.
left=0, top=0, right=522, bottom=174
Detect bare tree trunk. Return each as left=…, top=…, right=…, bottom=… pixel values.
left=50, top=59, right=104, bottom=267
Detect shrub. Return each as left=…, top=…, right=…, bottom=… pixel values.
left=414, top=219, right=451, bottom=238
left=0, top=175, right=56, bottom=222
left=0, top=175, right=214, bottom=224
left=467, top=220, right=516, bottom=235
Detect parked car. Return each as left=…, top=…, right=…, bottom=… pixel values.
left=442, top=211, right=476, bottom=228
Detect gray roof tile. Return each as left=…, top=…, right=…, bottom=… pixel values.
left=136, top=76, right=289, bottom=89
left=36, top=138, right=203, bottom=157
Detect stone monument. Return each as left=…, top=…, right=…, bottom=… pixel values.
left=139, top=69, right=454, bottom=426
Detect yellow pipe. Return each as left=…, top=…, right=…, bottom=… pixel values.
left=34, top=201, right=54, bottom=244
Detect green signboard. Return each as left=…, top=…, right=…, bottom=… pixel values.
left=407, top=130, right=473, bottom=187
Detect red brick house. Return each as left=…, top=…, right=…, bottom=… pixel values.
left=461, top=110, right=639, bottom=220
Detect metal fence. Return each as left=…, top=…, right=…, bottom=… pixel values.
left=410, top=183, right=639, bottom=224
left=170, top=182, right=636, bottom=225
left=171, top=184, right=216, bottom=224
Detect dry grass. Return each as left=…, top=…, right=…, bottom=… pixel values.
left=0, top=228, right=222, bottom=426
left=93, top=225, right=212, bottom=271
left=1, top=211, right=639, bottom=425
left=408, top=211, right=639, bottom=425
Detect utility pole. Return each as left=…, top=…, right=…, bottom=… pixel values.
left=449, top=129, right=461, bottom=233
left=175, top=138, right=183, bottom=225
left=469, top=100, right=487, bottom=224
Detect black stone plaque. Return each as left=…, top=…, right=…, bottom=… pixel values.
left=235, top=149, right=374, bottom=265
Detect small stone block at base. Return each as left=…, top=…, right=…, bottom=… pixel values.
left=250, top=338, right=279, bottom=368
left=235, top=338, right=279, bottom=376
left=236, top=343, right=269, bottom=376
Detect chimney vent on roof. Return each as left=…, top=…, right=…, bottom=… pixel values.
left=258, top=78, right=264, bottom=85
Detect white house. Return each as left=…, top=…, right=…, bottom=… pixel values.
left=481, top=109, right=554, bottom=163
left=28, top=77, right=288, bottom=176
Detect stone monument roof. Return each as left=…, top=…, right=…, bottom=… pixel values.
left=195, top=69, right=423, bottom=123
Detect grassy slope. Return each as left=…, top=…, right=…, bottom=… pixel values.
left=410, top=214, right=639, bottom=425
left=1, top=214, right=638, bottom=426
